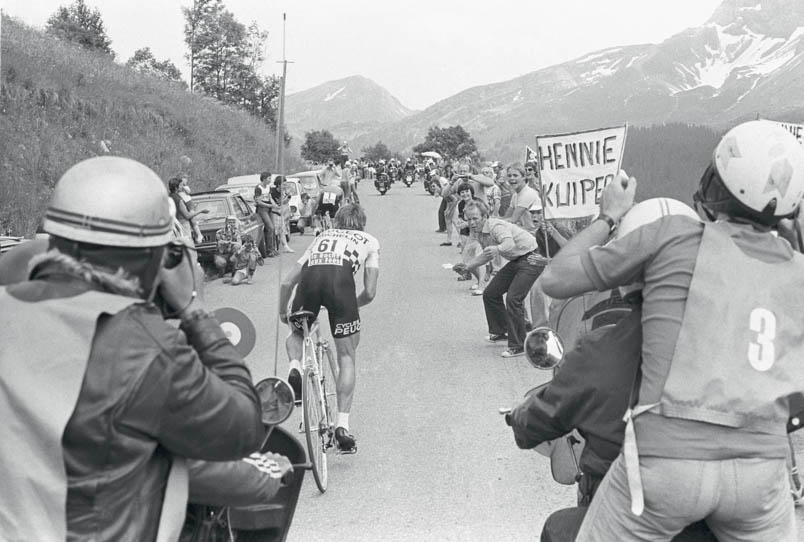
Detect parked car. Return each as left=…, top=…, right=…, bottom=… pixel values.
left=215, top=175, right=307, bottom=233
left=215, top=174, right=268, bottom=207
left=0, top=236, right=23, bottom=255
left=191, top=191, right=266, bottom=262
left=282, top=178, right=306, bottom=233
left=286, top=170, right=322, bottom=200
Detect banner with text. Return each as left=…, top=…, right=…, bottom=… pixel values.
left=536, top=125, right=627, bottom=219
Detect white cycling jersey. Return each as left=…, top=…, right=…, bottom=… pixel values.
left=298, top=229, right=380, bottom=275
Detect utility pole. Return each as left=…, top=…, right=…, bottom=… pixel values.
left=274, top=13, right=293, bottom=175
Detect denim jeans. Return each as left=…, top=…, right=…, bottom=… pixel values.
left=438, top=198, right=447, bottom=231
left=577, top=454, right=795, bottom=542
left=256, top=210, right=276, bottom=253
left=482, top=253, right=543, bottom=349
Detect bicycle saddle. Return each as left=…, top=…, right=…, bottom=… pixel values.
left=288, top=310, right=317, bottom=328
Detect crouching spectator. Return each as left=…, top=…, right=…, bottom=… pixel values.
left=229, top=234, right=260, bottom=285
left=453, top=200, right=546, bottom=358
left=297, top=193, right=315, bottom=235
left=214, top=215, right=241, bottom=279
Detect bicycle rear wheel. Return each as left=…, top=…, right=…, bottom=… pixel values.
left=303, top=366, right=328, bottom=493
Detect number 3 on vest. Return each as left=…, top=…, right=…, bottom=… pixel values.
left=748, top=307, right=776, bottom=371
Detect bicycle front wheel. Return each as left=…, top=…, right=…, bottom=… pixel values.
left=303, top=366, right=328, bottom=493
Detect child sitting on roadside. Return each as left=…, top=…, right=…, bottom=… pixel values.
left=228, top=234, right=260, bottom=285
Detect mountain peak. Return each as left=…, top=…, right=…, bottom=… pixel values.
left=708, top=0, right=804, bottom=37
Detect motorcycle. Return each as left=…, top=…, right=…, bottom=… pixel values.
left=403, top=173, right=414, bottom=187
left=182, top=376, right=310, bottom=542
left=502, top=293, right=802, bottom=542
left=374, top=174, right=390, bottom=196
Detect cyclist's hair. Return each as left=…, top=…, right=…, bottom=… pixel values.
left=506, top=163, right=526, bottom=178
left=457, top=183, right=475, bottom=196
left=333, top=203, right=367, bottom=231
left=259, top=171, right=271, bottom=182
left=241, top=234, right=253, bottom=244
left=463, top=200, right=489, bottom=217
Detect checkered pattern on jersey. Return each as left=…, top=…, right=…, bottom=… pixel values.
left=344, top=247, right=362, bottom=274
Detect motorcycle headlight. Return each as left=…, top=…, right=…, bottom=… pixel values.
left=290, top=205, right=297, bottom=213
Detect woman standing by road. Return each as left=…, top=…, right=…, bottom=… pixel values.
left=168, top=176, right=208, bottom=247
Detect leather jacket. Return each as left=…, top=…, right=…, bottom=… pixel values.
left=6, top=254, right=265, bottom=541
left=510, top=307, right=641, bottom=481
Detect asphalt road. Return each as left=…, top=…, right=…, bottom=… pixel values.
left=203, top=180, right=572, bottom=541
left=203, top=180, right=804, bottom=541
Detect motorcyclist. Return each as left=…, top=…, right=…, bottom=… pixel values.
left=0, top=156, right=266, bottom=541
left=507, top=199, right=715, bottom=542
left=374, top=168, right=390, bottom=192
left=542, top=121, right=804, bottom=541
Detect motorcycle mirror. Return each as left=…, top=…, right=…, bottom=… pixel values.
left=255, top=377, right=295, bottom=425
left=524, top=327, right=565, bottom=370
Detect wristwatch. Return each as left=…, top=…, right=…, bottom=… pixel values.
left=596, top=213, right=618, bottom=234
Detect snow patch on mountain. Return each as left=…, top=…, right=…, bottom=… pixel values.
left=575, top=47, right=624, bottom=64
left=324, top=87, right=346, bottom=102
left=674, top=23, right=801, bottom=93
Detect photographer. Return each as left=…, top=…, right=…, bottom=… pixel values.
left=0, top=157, right=266, bottom=541
left=213, top=215, right=241, bottom=279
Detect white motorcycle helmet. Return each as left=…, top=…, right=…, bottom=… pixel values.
left=44, top=156, right=173, bottom=247
left=694, top=120, right=804, bottom=226
left=615, top=197, right=700, bottom=297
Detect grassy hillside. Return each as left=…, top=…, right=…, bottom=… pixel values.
left=0, top=15, right=301, bottom=236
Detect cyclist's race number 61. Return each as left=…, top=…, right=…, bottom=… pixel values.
left=317, top=239, right=339, bottom=254
left=748, top=307, right=776, bottom=371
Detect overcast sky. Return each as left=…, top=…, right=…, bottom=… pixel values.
left=3, top=0, right=723, bottom=110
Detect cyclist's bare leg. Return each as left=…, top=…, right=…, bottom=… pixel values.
left=285, top=330, right=304, bottom=400
left=333, top=332, right=360, bottom=416
left=285, top=330, right=303, bottom=365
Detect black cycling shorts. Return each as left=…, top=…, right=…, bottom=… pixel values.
left=315, top=203, right=339, bottom=218
left=290, top=262, right=361, bottom=338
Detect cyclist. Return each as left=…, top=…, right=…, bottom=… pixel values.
left=312, top=181, right=344, bottom=236
left=278, top=204, right=380, bottom=454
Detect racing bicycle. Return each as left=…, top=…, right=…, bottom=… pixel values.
left=288, top=309, right=339, bottom=493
